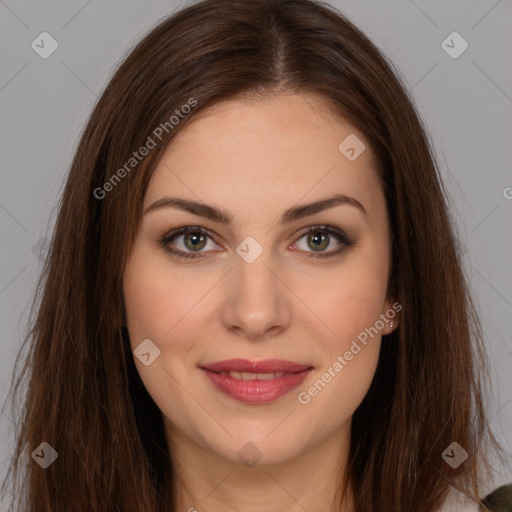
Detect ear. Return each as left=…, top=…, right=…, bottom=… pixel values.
left=382, top=297, right=401, bottom=336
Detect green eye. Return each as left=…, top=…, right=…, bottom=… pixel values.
left=160, top=224, right=353, bottom=260
left=292, top=226, right=353, bottom=259
left=160, top=227, right=215, bottom=259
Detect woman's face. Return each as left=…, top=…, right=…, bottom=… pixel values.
left=123, top=92, right=398, bottom=466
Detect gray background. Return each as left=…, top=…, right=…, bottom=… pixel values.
left=1, top=0, right=511, bottom=499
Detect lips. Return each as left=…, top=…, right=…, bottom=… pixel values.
left=200, top=359, right=314, bottom=404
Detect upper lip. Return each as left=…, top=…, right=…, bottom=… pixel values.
left=200, top=358, right=313, bottom=373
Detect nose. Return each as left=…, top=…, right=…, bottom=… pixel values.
left=221, top=249, right=292, bottom=341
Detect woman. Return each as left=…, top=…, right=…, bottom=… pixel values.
left=1, top=0, right=505, bottom=510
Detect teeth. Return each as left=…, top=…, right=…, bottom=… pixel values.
left=218, top=371, right=286, bottom=380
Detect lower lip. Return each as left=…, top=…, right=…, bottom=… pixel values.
left=201, top=368, right=312, bottom=404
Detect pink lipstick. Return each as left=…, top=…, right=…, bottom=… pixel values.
left=200, top=358, right=313, bottom=404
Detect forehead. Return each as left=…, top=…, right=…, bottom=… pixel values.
left=144, top=92, right=385, bottom=224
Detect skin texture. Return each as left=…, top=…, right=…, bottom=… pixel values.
left=123, top=92, right=400, bottom=512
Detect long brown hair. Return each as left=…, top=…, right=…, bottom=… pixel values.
left=1, top=0, right=503, bottom=510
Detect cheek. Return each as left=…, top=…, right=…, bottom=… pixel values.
left=123, top=249, right=195, bottom=347
left=297, top=247, right=389, bottom=409
left=297, top=269, right=384, bottom=419
left=123, top=252, right=201, bottom=409
left=306, top=255, right=389, bottom=345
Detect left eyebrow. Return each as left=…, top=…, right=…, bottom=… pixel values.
left=281, top=193, right=368, bottom=223
left=143, top=193, right=368, bottom=224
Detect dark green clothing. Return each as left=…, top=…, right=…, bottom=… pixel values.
left=480, top=483, right=512, bottom=512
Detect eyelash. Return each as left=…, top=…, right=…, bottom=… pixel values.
left=159, top=225, right=354, bottom=260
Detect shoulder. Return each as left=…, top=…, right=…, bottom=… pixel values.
left=480, top=483, right=512, bottom=511
left=439, top=491, right=480, bottom=512
left=440, top=483, right=512, bottom=512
